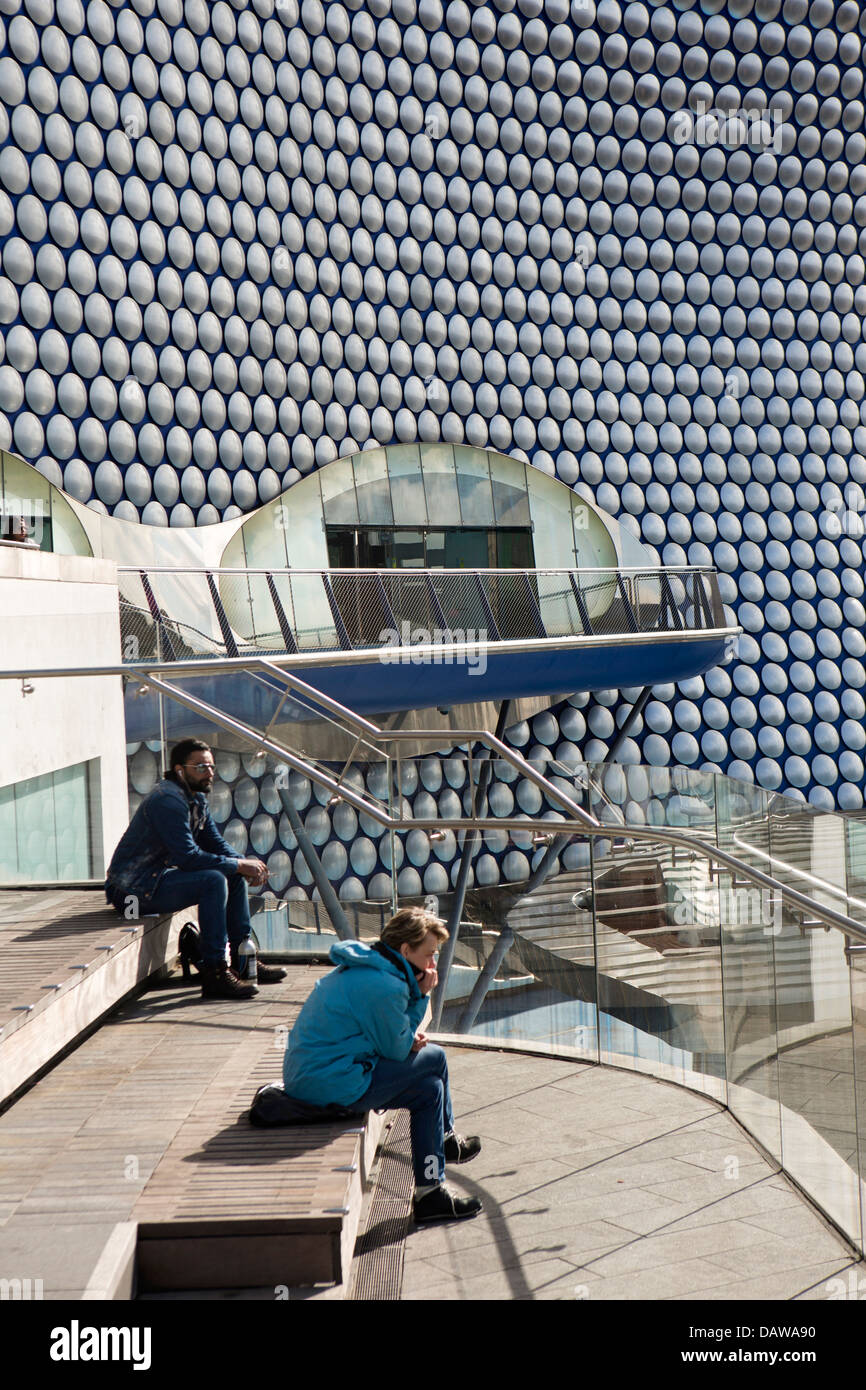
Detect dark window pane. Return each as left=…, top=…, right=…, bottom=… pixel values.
left=357, top=529, right=392, bottom=567
left=326, top=527, right=356, bottom=568
left=495, top=529, right=534, bottom=568
left=444, top=529, right=489, bottom=569
left=392, top=530, right=425, bottom=568
left=425, top=529, right=446, bottom=568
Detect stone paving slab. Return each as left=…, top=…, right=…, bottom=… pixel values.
left=397, top=1045, right=866, bottom=1301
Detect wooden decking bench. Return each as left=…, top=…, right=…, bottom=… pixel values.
left=131, top=989, right=389, bottom=1295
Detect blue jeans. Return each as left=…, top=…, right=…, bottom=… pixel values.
left=356, top=1044, right=455, bottom=1187
left=144, top=869, right=251, bottom=967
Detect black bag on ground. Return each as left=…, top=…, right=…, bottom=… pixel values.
left=248, top=1083, right=366, bottom=1127
left=179, top=921, right=203, bottom=979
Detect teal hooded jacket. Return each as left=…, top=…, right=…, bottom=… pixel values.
left=283, top=939, right=429, bottom=1107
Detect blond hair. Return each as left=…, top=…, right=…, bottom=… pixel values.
left=380, top=906, right=449, bottom=953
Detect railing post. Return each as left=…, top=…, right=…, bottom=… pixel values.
left=569, top=572, right=594, bottom=635
left=431, top=699, right=512, bottom=1030
left=694, top=571, right=713, bottom=629
left=205, top=572, right=239, bottom=658
left=659, top=572, right=683, bottom=631
left=322, top=574, right=353, bottom=650
left=455, top=926, right=514, bottom=1033
left=375, top=574, right=399, bottom=645
left=616, top=574, right=639, bottom=633
left=266, top=573, right=298, bottom=654
left=277, top=790, right=353, bottom=941
left=522, top=572, right=547, bottom=638
left=139, top=572, right=178, bottom=661
left=473, top=573, right=500, bottom=642
left=424, top=573, right=449, bottom=631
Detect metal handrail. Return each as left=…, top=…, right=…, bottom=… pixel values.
left=131, top=661, right=866, bottom=948
left=114, top=607, right=735, bottom=668
left=731, top=828, right=866, bottom=916
left=116, top=565, right=718, bottom=576
left=2, top=653, right=862, bottom=945
left=115, top=564, right=730, bottom=662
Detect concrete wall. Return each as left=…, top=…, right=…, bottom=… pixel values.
left=0, top=546, right=128, bottom=877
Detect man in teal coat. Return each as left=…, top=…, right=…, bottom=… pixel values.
left=284, top=906, right=483, bottom=1224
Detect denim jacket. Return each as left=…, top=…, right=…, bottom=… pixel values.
left=105, top=777, right=240, bottom=910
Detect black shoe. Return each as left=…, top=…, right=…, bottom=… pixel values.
left=200, top=963, right=258, bottom=1000
left=230, top=949, right=286, bottom=985
left=443, top=1131, right=482, bottom=1164
left=413, top=1184, right=483, bottom=1225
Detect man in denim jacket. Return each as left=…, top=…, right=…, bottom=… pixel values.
left=105, top=738, right=285, bottom=999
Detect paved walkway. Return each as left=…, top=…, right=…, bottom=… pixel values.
left=397, top=1047, right=865, bottom=1301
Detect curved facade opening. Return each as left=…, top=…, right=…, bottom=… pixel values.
left=0, top=452, right=92, bottom=558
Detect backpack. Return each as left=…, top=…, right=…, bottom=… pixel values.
left=248, top=1083, right=367, bottom=1127
left=179, top=921, right=203, bottom=980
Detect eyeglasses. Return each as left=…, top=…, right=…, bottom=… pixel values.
left=186, top=762, right=215, bottom=772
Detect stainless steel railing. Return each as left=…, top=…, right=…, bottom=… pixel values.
left=0, top=649, right=860, bottom=942
left=114, top=565, right=729, bottom=663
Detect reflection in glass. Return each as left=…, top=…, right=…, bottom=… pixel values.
left=353, top=449, right=393, bottom=525
left=717, top=776, right=783, bottom=1162
left=453, top=447, right=494, bottom=525
left=319, top=455, right=359, bottom=525
left=421, top=445, right=460, bottom=519
left=0, top=450, right=92, bottom=556
left=489, top=452, right=531, bottom=526
left=387, top=445, right=426, bottom=527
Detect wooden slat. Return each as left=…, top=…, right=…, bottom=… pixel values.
left=131, top=991, right=382, bottom=1291
left=0, top=889, right=154, bottom=1031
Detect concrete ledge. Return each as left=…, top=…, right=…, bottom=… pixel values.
left=81, top=1223, right=138, bottom=1301
left=0, top=907, right=190, bottom=1108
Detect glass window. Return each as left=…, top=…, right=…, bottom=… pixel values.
left=326, top=527, right=356, bottom=569
left=357, top=529, right=392, bottom=568
left=386, top=445, right=427, bottom=526
left=444, top=528, right=490, bottom=569
left=392, top=530, right=425, bottom=568
left=495, top=529, right=534, bottom=567
left=453, top=446, right=494, bottom=525
left=353, top=449, right=394, bottom=525
left=319, top=455, right=359, bottom=524
left=220, top=527, right=247, bottom=571
left=489, top=452, right=531, bottom=525
left=243, top=505, right=289, bottom=569
left=421, top=444, right=460, bottom=520
left=0, top=761, right=95, bottom=884
left=572, top=493, right=618, bottom=570
left=0, top=450, right=91, bottom=556
left=425, top=529, right=446, bottom=568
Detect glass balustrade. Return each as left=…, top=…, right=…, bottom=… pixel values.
left=118, top=673, right=866, bottom=1254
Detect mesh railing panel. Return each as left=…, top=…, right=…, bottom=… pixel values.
left=117, top=567, right=727, bottom=663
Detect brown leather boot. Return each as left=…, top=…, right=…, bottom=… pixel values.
left=230, top=948, right=287, bottom=984
left=200, top=962, right=258, bottom=1000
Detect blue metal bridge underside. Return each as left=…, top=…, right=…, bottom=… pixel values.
left=124, top=632, right=731, bottom=740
